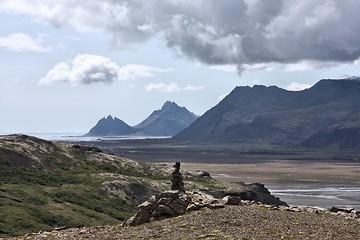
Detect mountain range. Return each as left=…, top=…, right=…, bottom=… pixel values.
left=85, top=101, right=198, bottom=137
left=174, top=78, right=360, bottom=149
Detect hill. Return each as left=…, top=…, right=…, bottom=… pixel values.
left=0, top=134, right=283, bottom=237
left=174, top=78, right=360, bottom=147
left=134, top=101, right=198, bottom=136
left=85, top=115, right=136, bottom=136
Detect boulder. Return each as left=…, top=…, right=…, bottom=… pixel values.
left=223, top=196, right=242, bottom=205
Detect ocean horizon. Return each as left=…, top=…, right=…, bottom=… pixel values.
left=0, top=132, right=171, bottom=142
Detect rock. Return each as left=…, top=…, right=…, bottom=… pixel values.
left=329, top=207, right=354, bottom=214
left=196, top=171, right=212, bottom=179
left=156, top=190, right=180, bottom=200
left=125, top=190, right=189, bottom=226
left=186, top=203, right=201, bottom=212
left=208, top=203, right=225, bottom=209
left=125, top=208, right=152, bottom=226
left=138, top=200, right=154, bottom=210
left=205, top=182, right=288, bottom=206
left=125, top=190, right=225, bottom=226
left=189, top=191, right=218, bottom=208
left=223, top=196, right=242, bottom=205
left=153, top=204, right=178, bottom=218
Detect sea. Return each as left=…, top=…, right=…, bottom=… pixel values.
left=1, top=132, right=169, bottom=142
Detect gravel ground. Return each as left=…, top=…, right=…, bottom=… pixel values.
left=4, top=204, right=359, bottom=240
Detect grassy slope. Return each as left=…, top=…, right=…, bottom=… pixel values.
left=0, top=134, right=177, bottom=237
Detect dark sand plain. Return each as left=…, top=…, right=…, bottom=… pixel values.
left=79, top=139, right=360, bottom=209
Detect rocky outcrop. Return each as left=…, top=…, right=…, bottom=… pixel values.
left=125, top=184, right=288, bottom=226
left=124, top=190, right=223, bottom=226
left=205, top=182, right=288, bottom=206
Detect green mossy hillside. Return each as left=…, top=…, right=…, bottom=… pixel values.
left=0, top=134, right=175, bottom=237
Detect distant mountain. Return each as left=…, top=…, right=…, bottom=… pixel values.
left=174, top=78, right=360, bottom=147
left=134, top=101, right=198, bottom=136
left=85, top=115, right=136, bottom=136
left=85, top=102, right=198, bottom=137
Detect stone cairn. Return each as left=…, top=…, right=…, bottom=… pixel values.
left=171, top=162, right=185, bottom=192
left=124, top=162, right=225, bottom=226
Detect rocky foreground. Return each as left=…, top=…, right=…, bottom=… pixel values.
left=4, top=200, right=360, bottom=240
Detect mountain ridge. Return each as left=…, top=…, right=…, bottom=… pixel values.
left=85, top=102, right=197, bottom=137
left=174, top=78, right=360, bottom=148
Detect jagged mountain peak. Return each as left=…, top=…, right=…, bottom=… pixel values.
left=162, top=101, right=178, bottom=109
left=85, top=115, right=136, bottom=137
left=134, top=101, right=198, bottom=136
left=105, top=115, right=114, bottom=120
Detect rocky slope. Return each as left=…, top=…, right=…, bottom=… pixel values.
left=174, top=78, right=360, bottom=148
left=0, top=134, right=283, bottom=237
left=134, top=101, right=198, bottom=136
left=6, top=204, right=360, bottom=240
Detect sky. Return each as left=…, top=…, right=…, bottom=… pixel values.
left=1, top=0, right=360, bottom=134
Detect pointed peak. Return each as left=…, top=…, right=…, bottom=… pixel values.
left=106, top=115, right=114, bottom=120
left=162, top=101, right=179, bottom=110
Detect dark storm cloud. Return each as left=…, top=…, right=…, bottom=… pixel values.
left=3, top=0, right=360, bottom=72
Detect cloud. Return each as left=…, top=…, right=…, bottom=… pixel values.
left=39, top=54, right=172, bottom=85
left=118, top=65, right=173, bottom=80
left=145, top=83, right=204, bottom=92
left=0, top=33, right=51, bottom=52
left=284, top=60, right=339, bottom=72
left=209, top=65, right=237, bottom=73
left=286, top=82, right=312, bottom=91
left=183, top=84, right=205, bottom=91
left=145, top=83, right=181, bottom=93
left=3, top=0, right=360, bottom=73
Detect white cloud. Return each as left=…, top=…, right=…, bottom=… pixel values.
left=145, top=83, right=204, bottom=92
left=284, top=60, right=339, bottom=72
left=209, top=65, right=237, bottom=73
left=39, top=54, right=172, bottom=85
left=0, top=33, right=51, bottom=52
left=183, top=84, right=204, bottom=91
left=145, top=83, right=181, bottom=93
left=286, top=82, right=311, bottom=91
left=118, top=65, right=173, bottom=80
